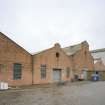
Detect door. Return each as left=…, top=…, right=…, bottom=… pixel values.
left=53, top=69, right=61, bottom=82
left=82, top=70, right=87, bottom=80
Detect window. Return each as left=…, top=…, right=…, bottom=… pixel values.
left=41, top=64, right=46, bottom=79
left=95, top=71, right=99, bottom=74
left=56, top=52, right=60, bottom=58
left=66, top=67, right=70, bottom=78
left=0, top=64, right=4, bottom=73
left=0, top=64, right=2, bottom=73
left=85, top=51, right=87, bottom=55
left=0, top=64, right=6, bottom=73
left=13, top=63, right=22, bottom=80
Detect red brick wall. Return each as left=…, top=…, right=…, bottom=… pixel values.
left=0, top=33, right=32, bottom=86
left=71, top=42, right=94, bottom=74
left=0, top=33, right=95, bottom=86
left=33, top=44, right=72, bottom=84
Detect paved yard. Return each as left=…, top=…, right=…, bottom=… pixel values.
left=0, top=81, right=105, bottom=105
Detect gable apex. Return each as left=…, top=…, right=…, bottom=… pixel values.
left=54, top=43, right=61, bottom=48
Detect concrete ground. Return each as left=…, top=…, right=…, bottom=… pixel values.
left=0, top=81, right=105, bottom=105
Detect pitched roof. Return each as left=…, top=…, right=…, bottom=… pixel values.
left=0, top=32, right=31, bottom=55
left=33, top=43, right=70, bottom=59
left=32, top=43, right=60, bottom=55
left=32, top=47, right=52, bottom=55
left=63, top=43, right=82, bottom=56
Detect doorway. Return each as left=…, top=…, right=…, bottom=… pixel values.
left=53, top=69, right=61, bottom=82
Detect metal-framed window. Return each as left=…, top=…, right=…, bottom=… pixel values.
left=13, top=63, right=22, bottom=80
left=40, top=64, right=46, bottom=79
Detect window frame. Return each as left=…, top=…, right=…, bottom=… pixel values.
left=40, top=64, right=46, bottom=79
left=66, top=67, right=70, bottom=78
left=13, top=63, right=22, bottom=80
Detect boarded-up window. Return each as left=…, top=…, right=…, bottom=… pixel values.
left=66, top=67, right=70, bottom=78
left=41, top=64, right=46, bottom=79
left=0, top=64, right=6, bottom=73
left=13, top=63, right=22, bottom=80
left=0, top=64, right=2, bottom=73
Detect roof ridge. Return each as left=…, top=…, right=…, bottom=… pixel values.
left=64, top=43, right=81, bottom=49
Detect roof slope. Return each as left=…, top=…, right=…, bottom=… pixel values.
left=0, top=32, right=31, bottom=55
left=63, top=43, right=81, bottom=56
left=32, top=47, right=52, bottom=55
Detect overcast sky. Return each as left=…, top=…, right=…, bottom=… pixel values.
left=0, top=0, right=105, bottom=53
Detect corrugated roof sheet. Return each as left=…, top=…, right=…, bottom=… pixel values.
left=63, top=43, right=81, bottom=56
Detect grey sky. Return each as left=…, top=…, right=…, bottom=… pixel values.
left=0, top=0, right=105, bottom=53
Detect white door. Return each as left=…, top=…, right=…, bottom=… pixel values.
left=82, top=70, right=87, bottom=80
left=53, top=69, right=61, bottom=82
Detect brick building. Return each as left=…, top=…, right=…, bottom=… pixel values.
left=91, top=49, right=105, bottom=80
left=63, top=41, right=94, bottom=80
left=0, top=32, right=94, bottom=86
left=93, top=58, right=105, bottom=71
left=33, top=43, right=72, bottom=84
left=0, top=32, right=32, bottom=86
left=91, top=48, right=105, bottom=70
left=91, top=49, right=105, bottom=72
left=33, top=41, right=94, bottom=83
